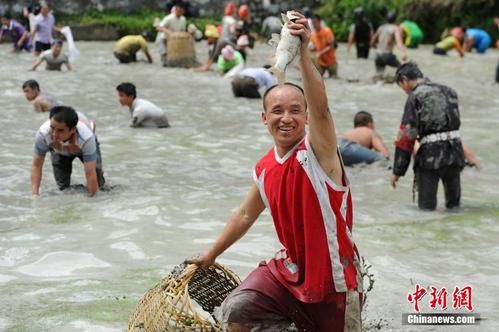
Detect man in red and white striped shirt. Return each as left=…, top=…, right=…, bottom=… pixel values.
left=189, top=11, right=363, bottom=332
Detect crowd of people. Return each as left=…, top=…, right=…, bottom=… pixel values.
left=1, top=1, right=497, bottom=331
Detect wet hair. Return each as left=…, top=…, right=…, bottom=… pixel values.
left=395, top=62, right=424, bottom=83
left=49, top=106, right=79, bottom=129
left=353, top=111, right=373, bottom=127
left=22, top=79, right=40, bottom=91
left=116, top=82, right=136, bottom=98
left=386, top=10, right=397, bottom=23
left=262, top=82, right=307, bottom=112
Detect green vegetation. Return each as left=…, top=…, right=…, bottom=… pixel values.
left=317, top=0, right=499, bottom=43
left=57, top=8, right=221, bottom=39
left=57, top=9, right=163, bottom=37
left=50, top=2, right=499, bottom=43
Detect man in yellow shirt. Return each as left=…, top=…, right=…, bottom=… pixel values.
left=113, top=33, right=153, bottom=64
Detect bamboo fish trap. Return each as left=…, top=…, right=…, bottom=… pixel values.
left=128, top=263, right=240, bottom=331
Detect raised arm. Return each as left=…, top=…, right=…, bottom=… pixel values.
left=187, top=183, right=265, bottom=268
left=31, top=154, right=45, bottom=195
left=288, top=14, right=343, bottom=185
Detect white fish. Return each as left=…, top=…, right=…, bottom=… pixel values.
left=269, top=11, right=302, bottom=84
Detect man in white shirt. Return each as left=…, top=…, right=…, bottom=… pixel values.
left=155, top=2, right=187, bottom=66
left=31, top=106, right=105, bottom=196
left=116, top=82, right=170, bottom=128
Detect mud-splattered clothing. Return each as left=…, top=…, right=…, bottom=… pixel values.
left=393, top=79, right=465, bottom=175
left=393, top=79, right=465, bottom=209
left=220, top=136, right=363, bottom=331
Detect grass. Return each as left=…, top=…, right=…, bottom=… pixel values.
left=57, top=9, right=221, bottom=39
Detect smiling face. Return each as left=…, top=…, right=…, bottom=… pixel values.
left=262, top=85, right=307, bottom=155
left=50, top=118, right=75, bottom=142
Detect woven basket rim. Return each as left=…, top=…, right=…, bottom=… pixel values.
left=128, top=262, right=241, bottom=332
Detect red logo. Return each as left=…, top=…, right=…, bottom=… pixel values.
left=452, top=285, right=474, bottom=311
left=407, top=284, right=427, bottom=313
left=429, top=286, right=448, bottom=310
left=408, top=284, right=474, bottom=312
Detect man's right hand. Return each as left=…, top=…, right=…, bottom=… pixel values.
left=184, top=251, right=215, bottom=269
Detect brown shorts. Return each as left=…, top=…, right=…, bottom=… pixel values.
left=219, top=261, right=362, bottom=332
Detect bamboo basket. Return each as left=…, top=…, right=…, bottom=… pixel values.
left=166, top=32, right=200, bottom=68
left=128, top=263, right=241, bottom=332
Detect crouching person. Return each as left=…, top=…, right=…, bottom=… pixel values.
left=187, top=12, right=363, bottom=332
left=31, top=106, right=105, bottom=196
left=231, top=65, right=277, bottom=99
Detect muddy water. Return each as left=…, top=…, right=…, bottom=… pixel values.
left=0, top=40, right=498, bottom=331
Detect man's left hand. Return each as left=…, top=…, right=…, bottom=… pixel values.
left=287, top=13, right=311, bottom=49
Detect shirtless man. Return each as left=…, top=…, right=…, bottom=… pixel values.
left=371, top=10, right=407, bottom=78
left=22, top=79, right=59, bottom=113
left=338, top=111, right=389, bottom=166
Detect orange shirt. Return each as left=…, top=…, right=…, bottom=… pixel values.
left=311, top=26, right=336, bottom=67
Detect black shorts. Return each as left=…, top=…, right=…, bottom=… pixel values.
left=374, top=53, right=400, bottom=71
left=113, top=51, right=137, bottom=63
left=34, top=41, right=51, bottom=53
left=433, top=47, right=447, bottom=55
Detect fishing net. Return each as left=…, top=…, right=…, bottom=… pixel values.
left=166, top=32, right=200, bottom=68
left=128, top=263, right=241, bottom=332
